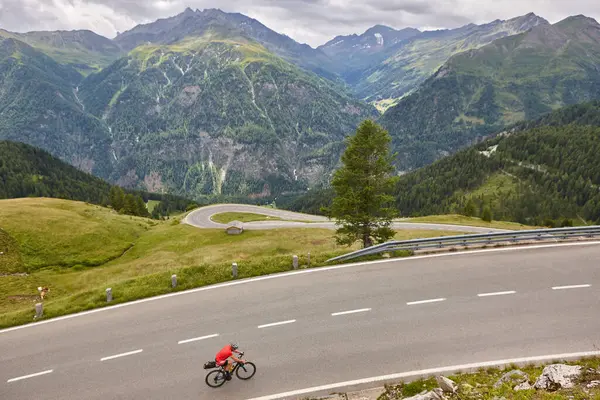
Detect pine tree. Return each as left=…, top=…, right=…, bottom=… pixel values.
left=323, top=120, right=398, bottom=248
left=482, top=205, right=493, bottom=222
left=109, top=186, right=125, bottom=212
left=122, top=194, right=137, bottom=215
left=463, top=198, right=476, bottom=217
left=135, top=195, right=149, bottom=217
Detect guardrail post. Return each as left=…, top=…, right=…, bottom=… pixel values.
left=171, top=274, right=177, bottom=288
left=106, top=288, right=112, bottom=303
left=307, top=252, right=310, bottom=267
left=292, top=255, right=299, bottom=270
left=35, top=303, right=43, bottom=319
left=232, top=262, right=238, bottom=278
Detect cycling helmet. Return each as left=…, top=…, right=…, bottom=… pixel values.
left=230, top=343, right=239, bottom=350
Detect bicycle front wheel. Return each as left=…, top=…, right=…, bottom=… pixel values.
left=236, top=362, right=257, bottom=380
left=205, top=370, right=227, bottom=388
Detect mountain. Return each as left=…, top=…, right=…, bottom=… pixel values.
left=78, top=33, right=376, bottom=198
left=380, top=15, right=600, bottom=171
left=0, top=29, right=122, bottom=75
left=114, top=8, right=339, bottom=80
left=318, top=25, right=420, bottom=82
left=0, top=37, right=113, bottom=177
left=354, top=13, right=548, bottom=108
left=282, top=101, right=600, bottom=225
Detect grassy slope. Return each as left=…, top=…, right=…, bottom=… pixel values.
left=0, top=228, right=24, bottom=274
left=0, top=198, right=463, bottom=328
left=211, top=212, right=282, bottom=223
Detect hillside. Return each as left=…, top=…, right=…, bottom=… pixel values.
left=0, top=140, right=196, bottom=218
left=350, top=13, right=547, bottom=106
left=0, top=140, right=112, bottom=203
left=0, top=29, right=122, bottom=75
left=79, top=34, right=375, bottom=198
left=0, top=37, right=114, bottom=177
left=114, top=8, right=339, bottom=80
left=283, top=102, right=600, bottom=225
left=380, top=15, right=600, bottom=171
left=393, top=102, right=600, bottom=225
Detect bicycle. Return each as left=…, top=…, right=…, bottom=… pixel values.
left=204, top=351, right=257, bottom=388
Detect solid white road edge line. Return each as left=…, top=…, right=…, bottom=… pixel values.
left=178, top=334, right=219, bottom=345
left=406, top=298, right=446, bottom=306
left=244, top=350, right=600, bottom=400
left=100, top=349, right=143, bottom=362
left=257, top=320, right=296, bottom=329
left=7, top=369, right=53, bottom=383
left=552, top=284, right=591, bottom=290
left=3, top=240, right=600, bottom=335
left=477, top=290, right=516, bottom=297
left=331, top=308, right=371, bottom=316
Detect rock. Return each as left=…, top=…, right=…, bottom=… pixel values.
left=513, top=381, right=533, bottom=391
left=403, top=388, right=445, bottom=400
left=587, top=380, right=600, bottom=388
left=493, top=370, right=529, bottom=388
left=435, top=376, right=457, bottom=393
left=534, top=364, right=582, bottom=391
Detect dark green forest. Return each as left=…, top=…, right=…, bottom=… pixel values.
left=0, top=140, right=196, bottom=219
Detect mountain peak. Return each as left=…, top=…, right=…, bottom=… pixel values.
left=555, top=14, right=600, bottom=28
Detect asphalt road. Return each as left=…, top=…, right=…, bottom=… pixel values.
left=184, top=204, right=510, bottom=233
left=1, top=243, right=599, bottom=400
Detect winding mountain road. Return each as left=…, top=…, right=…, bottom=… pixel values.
left=2, top=242, right=599, bottom=400
left=184, top=204, right=511, bottom=233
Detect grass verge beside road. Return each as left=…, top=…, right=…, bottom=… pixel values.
left=211, top=212, right=283, bottom=223
left=0, top=198, right=463, bottom=329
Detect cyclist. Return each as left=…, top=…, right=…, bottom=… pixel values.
left=215, top=343, right=245, bottom=380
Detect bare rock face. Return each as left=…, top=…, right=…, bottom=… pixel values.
left=435, top=376, right=457, bottom=393
left=494, top=370, right=529, bottom=388
left=514, top=381, right=533, bottom=391
left=534, top=364, right=582, bottom=390
left=403, top=388, right=446, bottom=400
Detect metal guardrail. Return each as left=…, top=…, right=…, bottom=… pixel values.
left=326, top=225, right=600, bottom=263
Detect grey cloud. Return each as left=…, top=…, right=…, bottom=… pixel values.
left=1, top=0, right=600, bottom=46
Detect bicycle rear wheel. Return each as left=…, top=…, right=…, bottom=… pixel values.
left=205, top=370, right=227, bottom=388
left=236, top=362, right=256, bottom=380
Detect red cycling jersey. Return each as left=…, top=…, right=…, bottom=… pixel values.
left=215, top=345, right=233, bottom=365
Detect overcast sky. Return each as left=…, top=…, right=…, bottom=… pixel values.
left=1, top=0, right=599, bottom=47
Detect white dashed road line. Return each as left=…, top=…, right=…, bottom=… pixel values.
left=406, top=298, right=446, bottom=306
left=258, top=320, right=296, bottom=329
left=552, top=284, right=591, bottom=290
left=331, top=308, right=371, bottom=316
left=477, top=291, right=516, bottom=297
left=7, top=369, right=53, bottom=383
left=178, top=333, right=220, bottom=344
left=100, top=349, right=143, bottom=362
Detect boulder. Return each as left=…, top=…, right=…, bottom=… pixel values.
left=493, top=370, right=529, bottom=388
left=514, top=382, right=533, bottom=391
left=435, top=376, right=457, bottom=393
left=534, top=364, right=582, bottom=390
left=587, top=380, right=600, bottom=388
left=403, top=388, right=445, bottom=400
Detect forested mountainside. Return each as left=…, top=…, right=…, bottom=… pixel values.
left=283, top=101, right=600, bottom=226
left=380, top=15, right=600, bottom=171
